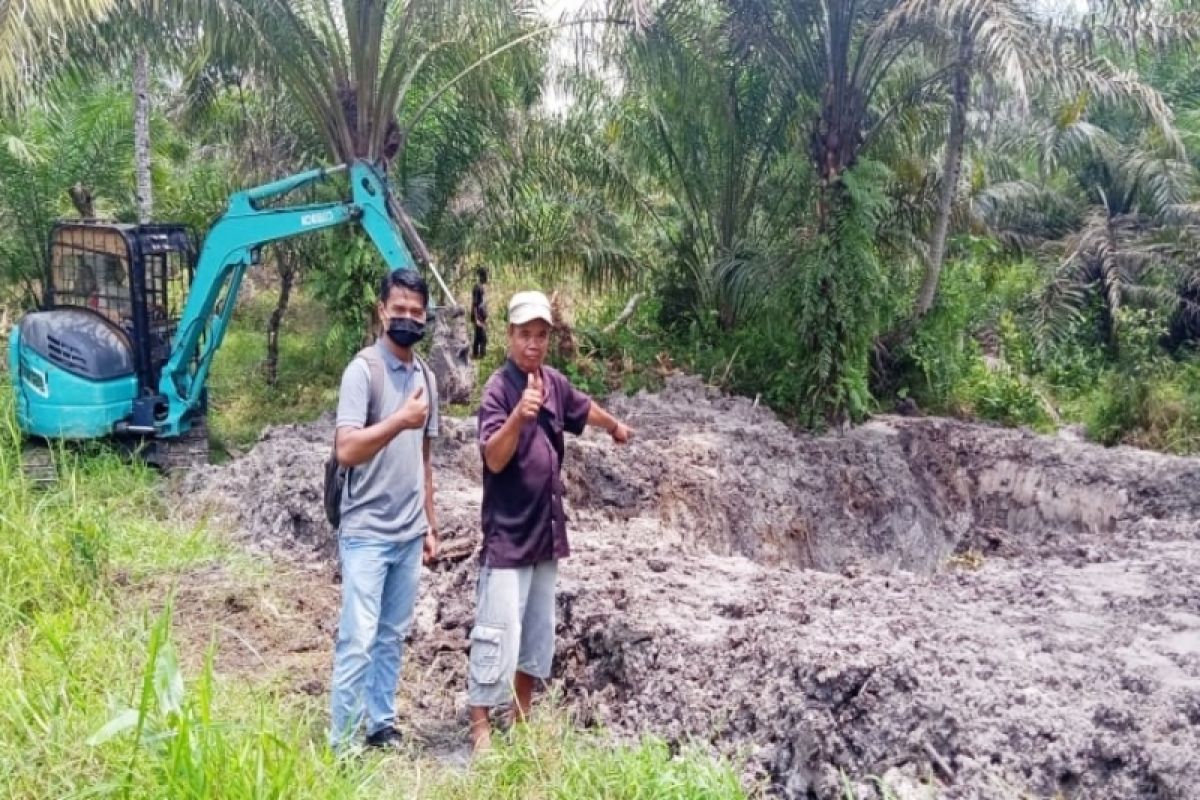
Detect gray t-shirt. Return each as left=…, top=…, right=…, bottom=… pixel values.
left=335, top=339, right=439, bottom=542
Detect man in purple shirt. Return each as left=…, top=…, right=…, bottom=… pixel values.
left=468, top=290, right=632, bottom=752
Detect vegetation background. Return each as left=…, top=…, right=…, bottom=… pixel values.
left=3, top=0, right=1200, bottom=797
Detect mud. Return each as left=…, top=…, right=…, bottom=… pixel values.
left=178, top=376, right=1200, bottom=799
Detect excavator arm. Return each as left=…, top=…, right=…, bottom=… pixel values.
left=156, top=159, right=437, bottom=437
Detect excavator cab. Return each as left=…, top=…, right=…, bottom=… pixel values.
left=9, top=160, right=450, bottom=480
left=10, top=222, right=199, bottom=447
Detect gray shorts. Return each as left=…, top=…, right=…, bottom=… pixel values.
left=467, top=560, right=558, bottom=708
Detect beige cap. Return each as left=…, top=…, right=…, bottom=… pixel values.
left=508, top=290, right=553, bottom=326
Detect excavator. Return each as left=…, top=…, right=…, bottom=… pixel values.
left=8, top=159, right=450, bottom=479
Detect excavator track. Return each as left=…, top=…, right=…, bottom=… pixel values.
left=149, top=415, right=211, bottom=477
left=20, top=442, right=58, bottom=488
left=19, top=416, right=211, bottom=487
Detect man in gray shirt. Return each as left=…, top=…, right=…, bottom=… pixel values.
left=328, top=268, right=440, bottom=753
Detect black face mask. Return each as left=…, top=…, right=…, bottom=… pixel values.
left=386, top=317, right=425, bottom=348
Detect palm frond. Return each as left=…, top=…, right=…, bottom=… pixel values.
left=0, top=0, right=118, bottom=107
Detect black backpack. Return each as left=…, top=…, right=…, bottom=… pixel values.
left=322, top=347, right=435, bottom=529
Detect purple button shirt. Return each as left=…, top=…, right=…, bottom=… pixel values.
left=478, top=359, right=593, bottom=568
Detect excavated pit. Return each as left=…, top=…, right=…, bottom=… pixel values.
left=566, top=383, right=1194, bottom=575
left=178, top=376, right=1200, bottom=799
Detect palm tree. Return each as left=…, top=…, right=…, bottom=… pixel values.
left=48, top=0, right=557, bottom=279
left=451, top=84, right=653, bottom=291
left=911, top=1, right=1193, bottom=324
left=975, top=106, right=1200, bottom=354
left=133, top=50, right=152, bottom=222
left=149, top=0, right=548, bottom=272
left=611, top=2, right=801, bottom=329
left=0, top=80, right=137, bottom=303
left=721, top=0, right=1011, bottom=421
left=0, top=0, right=116, bottom=106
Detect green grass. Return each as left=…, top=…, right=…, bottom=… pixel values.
left=207, top=288, right=347, bottom=452
left=0, top=350, right=750, bottom=799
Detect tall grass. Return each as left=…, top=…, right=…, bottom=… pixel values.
left=0, top=378, right=749, bottom=799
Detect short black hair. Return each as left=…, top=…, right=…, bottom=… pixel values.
left=379, top=268, right=429, bottom=306
left=476, top=267, right=488, bottom=284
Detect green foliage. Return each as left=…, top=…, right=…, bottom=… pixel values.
left=955, top=359, right=1052, bottom=429
left=1076, top=308, right=1200, bottom=451
left=304, top=234, right=382, bottom=354
left=1086, top=368, right=1157, bottom=446
left=0, top=411, right=214, bottom=633
left=206, top=287, right=350, bottom=451
left=154, top=153, right=237, bottom=233
left=5, top=0, right=1200, bottom=460
left=1082, top=362, right=1200, bottom=453
left=0, top=80, right=137, bottom=301
left=788, top=165, right=889, bottom=426
left=458, top=103, right=650, bottom=291
left=610, top=2, right=809, bottom=328
left=902, top=258, right=987, bottom=406
left=578, top=161, right=892, bottom=428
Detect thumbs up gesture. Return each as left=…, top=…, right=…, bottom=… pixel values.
left=394, top=385, right=429, bottom=430
left=517, top=371, right=544, bottom=422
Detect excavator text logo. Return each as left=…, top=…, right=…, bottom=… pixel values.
left=301, top=210, right=336, bottom=227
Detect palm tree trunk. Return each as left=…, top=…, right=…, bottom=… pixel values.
left=133, top=51, right=152, bottom=224
left=265, top=248, right=297, bottom=388
left=914, top=29, right=972, bottom=319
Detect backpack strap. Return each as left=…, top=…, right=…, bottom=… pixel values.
left=337, top=346, right=386, bottom=511
left=356, top=345, right=387, bottom=426
left=355, top=344, right=436, bottom=427
left=413, top=351, right=438, bottom=413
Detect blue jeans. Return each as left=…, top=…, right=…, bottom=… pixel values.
left=328, top=535, right=424, bottom=750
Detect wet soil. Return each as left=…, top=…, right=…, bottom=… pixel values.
left=172, top=376, right=1200, bottom=799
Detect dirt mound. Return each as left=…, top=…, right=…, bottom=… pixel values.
left=574, top=379, right=1200, bottom=573
left=178, top=375, right=1200, bottom=799
left=179, top=415, right=336, bottom=559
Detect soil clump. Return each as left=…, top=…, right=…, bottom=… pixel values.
left=176, top=376, right=1200, bottom=799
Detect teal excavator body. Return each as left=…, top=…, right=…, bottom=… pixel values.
left=8, top=160, right=430, bottom=468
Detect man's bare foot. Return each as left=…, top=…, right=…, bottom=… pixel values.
left=470, top=728, right=492, bottom=756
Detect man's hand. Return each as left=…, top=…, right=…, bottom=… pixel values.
left=393, top=386, right=428, bottom=430
left=610, top=421, right=634, bottom=444
left=423, top=530, right=439, bottom=566
left=515, top=371, right=544, bottom=423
